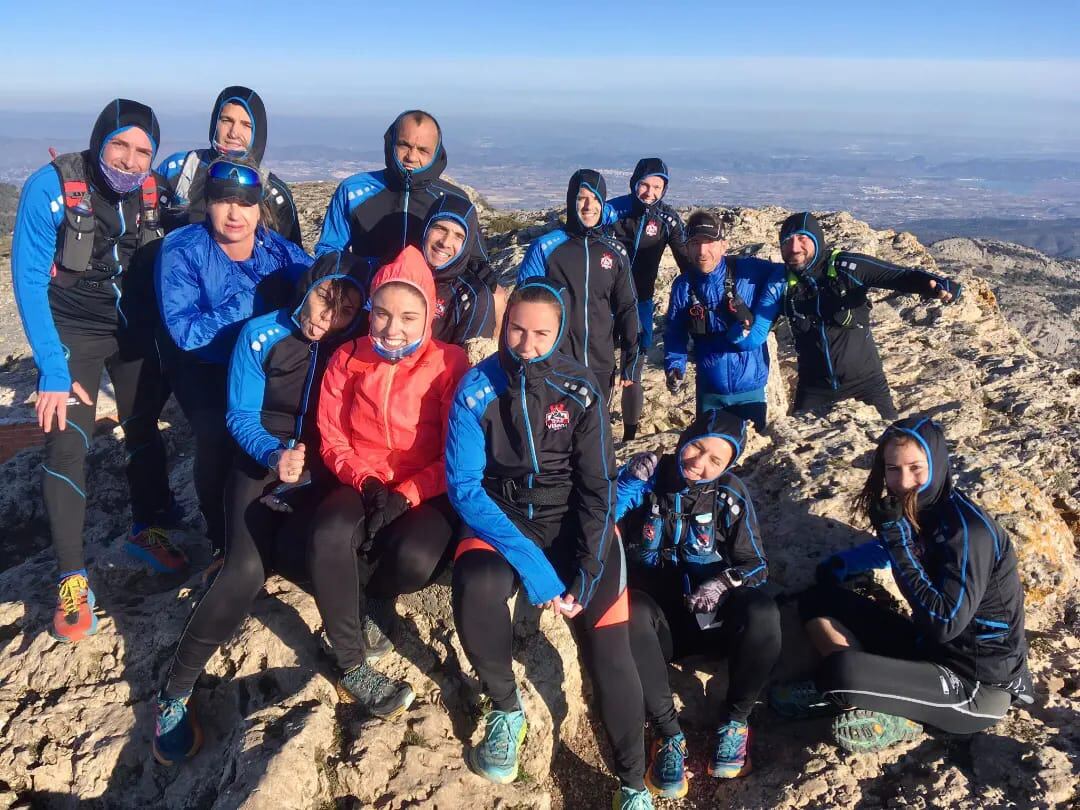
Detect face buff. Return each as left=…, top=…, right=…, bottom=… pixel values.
left=370, top=335, right=424, bottom=362
left=98, top=159, right=149, bottom=195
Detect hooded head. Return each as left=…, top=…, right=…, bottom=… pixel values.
left=383, top=109, right=447, bottom=188
left=881, top=417, right=951, bottom=509
left=674, top=409, right=746, bottom=488
left=629, top=157, right=669, bottom=211
left=208, top=86, right=268, bottom=163
left=290, top=251, right=368, bottom=342
left=565, top=169, right=607, bottom=236
left=421, top=192, right=477, bottom=279
left=779, top=211, right=827, bottom=275
left=498, top=281, right=567, bottom=376
left=89, top=99, right=160, bottom=197
left=368, top=246, right=437, bottom=362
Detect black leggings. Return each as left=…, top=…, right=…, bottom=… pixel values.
left=628, top=575, right=781, bottom=733
left=800, top=585, right=1012, bottom=734
left=620, top=358, right=644, bottom=430
left=794, top=371, right=899, bottom=421
left=163, top=460, right=315, bottom=698
left=308, top=485, right=457, bottom=671
left=452, top=535, right=646, bottom=789
left=46, top=323, right=171, bottom=574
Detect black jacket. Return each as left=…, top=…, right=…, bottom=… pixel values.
left=876, top=418, right=1031, bottom=694
left=517, top=169, right=640, bottom=379
left=779, top=212, right=956, bottom=392
left=156, top=86, right=303, bottom=247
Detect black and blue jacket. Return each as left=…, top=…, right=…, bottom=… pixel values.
left=779, top=212, right=959, bottom=393
left=615, top=409, right=767, bottom=590
left=517, top=169, right=640, bottom=380
left=603, top=157, right=690, bottom=302
left=13, top=99, right=162, bottom=393
left=445, top=282, right=618, bottom=607
left=156, top=86, right=302, bottom=247
left=314, top=110, right=488, bottom=270
left=665, top=254, right=786, bottom=397
left=226, top=251, right=366, bottom=471
left=854, top=417, right=1031, bottom=693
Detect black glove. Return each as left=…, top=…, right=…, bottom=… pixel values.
left=366, top=491, right=411, bottom=541
left=869, top=494, right=905, bottom=531
left=625, top=451, right=659, bottom=481
left=815, top=555, right=848, bottom=587
left=725, top=291, right=754, bottom=328
left=666, top=368, right=685, bottom=395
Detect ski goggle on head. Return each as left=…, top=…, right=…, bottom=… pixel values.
left=206, top=160, right=262, bottom=205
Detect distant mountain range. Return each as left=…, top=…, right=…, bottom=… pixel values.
left=901, top=217, right=1080, bottom=258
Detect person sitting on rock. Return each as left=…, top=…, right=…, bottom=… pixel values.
left=308, top=246, right=469, bottom=718
left=445, top=281, right=654, bottom=810
left=156, top=158, right=311, bottom=563
left=12, top=98, right=183, bottom=643
left=517, top=169, right=641, bottom=432
left=152, top=251, right=367, bottom=765
left=664, top=211, right=786, bottom=430
left=157, top=86, right=303, bottom=247
left=616, top=410, right=780, bottom=796
left=602, top=158, right=691, bottom=441
left=778, top=212, right=960, bottom=420
left=770, top=416, right=1034, bottom=752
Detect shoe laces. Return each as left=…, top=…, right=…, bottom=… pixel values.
left=655, top=735, right=685, bottom=782
left=58, top=575, right=88, bottom=617
left=480, top=710, right=519, bottom=766
left=715, top=721, right=748, bottom=762
left=785, top=679, right=823, bottom=704
left=618, top=786, right=655, bottom=810
left=156, top=694, right=189, bottom=735
left=343, top=664, right=393, bottom=700
left=137, top=526, right=182, bottom=556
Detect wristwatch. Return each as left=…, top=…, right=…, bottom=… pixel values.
left=721, top=568, right=744, bottom=588
left=268, top=448, right=285, bottom=470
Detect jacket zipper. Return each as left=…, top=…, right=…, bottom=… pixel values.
left=583, top=236, right=591, bottom=367
left=382, top=363, right=398, bottom=451
left=295, top=342, right=319, bottom=440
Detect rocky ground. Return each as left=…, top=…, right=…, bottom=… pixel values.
left=0, top=184, right=1077, bottom=809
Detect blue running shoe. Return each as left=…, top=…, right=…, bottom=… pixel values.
left=467, top=707, right=527, bottom=784
left=153, top=690, right=203, bottom=765
left=831, top=709, right=923, bottom=753
left=709, top=719, right=752, bottom=778
left=644, top=733, right=688, bottom=798
left=613, top=785, right=656, bottom=809
left=125, top=526, right=188, bottom=574
left=769, top=679, right=838, bottom=720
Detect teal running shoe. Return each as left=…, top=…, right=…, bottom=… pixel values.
left=467, top=707, right=528, bottom=784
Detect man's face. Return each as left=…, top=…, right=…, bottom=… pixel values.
left=575, top=188, right=601, bottom=228
left=101, top=128, right=153, bottom=174
left=423, top=219, right=467, bottom=267
left=687, top=236, right=728, bottom=273
left=215, top=102, right=253, bottom=154
left=635, top=176, right=665, bottom=205
left=395, top=117, right=439, bottom=170
left=781, top=233, right=817, bottom=272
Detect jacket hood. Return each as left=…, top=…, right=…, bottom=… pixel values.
left=881, top=416, right=952, bottom=510
left=290, top=250, right=368, bottom=336
left=779, top=211, right=827, bottom=275
left=89, top=99, right=160, bottom=191
left=383, top=109, right=447, bottom=189
left=654, top=409, right=746, bottom=492
left=565, top=169, right=607, bottom=237
left=629, top=157, right=669, bottom=212
left=209, top=86, right=268, bottom=163
left=369, top=246, right=437, bottom=352
left=422, top=192, right=477, bottom=279
left=498, top=280, right=568, bottom=381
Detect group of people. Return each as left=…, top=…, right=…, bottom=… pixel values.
left=11, top=90, right=1031, bottom=808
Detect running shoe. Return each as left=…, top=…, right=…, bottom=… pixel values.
left=336, top=664, right=414, bottom=719
left=125, top=526, right=188, bottom=574
left=612, top=785, right=656, bottom=809
left=153, top=689, right=203, bottom=764
left=831, top=708, right=923, bottom=753
left=50, top=573, right=98, bottom=643
left=467, top=707, right=528, bottom=784
left=769, top=679, right=838, bottom=719
left=644, top=732, right=689, bottom=798
left=709, top=719, right=752, bottom=778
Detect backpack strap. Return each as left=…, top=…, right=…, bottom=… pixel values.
left=172, top=150, right=201, bottom=205
left=138, top=173, right=163, bottom=246
left=50, top=153, right=96, bottom=274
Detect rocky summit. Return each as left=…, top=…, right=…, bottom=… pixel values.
left=0, top=182, right=1076, bottom=809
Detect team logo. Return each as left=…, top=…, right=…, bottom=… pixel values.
left=545, top=402, right=571, bottom=431
left=645, top=221, right=659, bottom=237
left=600, top=252, right=615, bottom=270
left=434, top=296, right=447, bottom=318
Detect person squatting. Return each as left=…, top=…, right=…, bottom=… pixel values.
left=13, top=94, right=1025, bottom=809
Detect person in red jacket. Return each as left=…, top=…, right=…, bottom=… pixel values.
left=311, top=245, right=470, bottom=718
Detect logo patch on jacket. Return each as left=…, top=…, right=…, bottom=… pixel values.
left=545, top=402, right=571, bottom=431
left=435, top=296, right=447, bottom=318
left=645, top=221, right=659, bottom=237
left=600, top=252, right=615, bottom=270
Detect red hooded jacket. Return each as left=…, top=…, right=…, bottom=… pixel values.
left=317, top=246, right=469, bottom=505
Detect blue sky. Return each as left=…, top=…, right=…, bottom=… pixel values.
left=2, top=1, right=1078, bottom=141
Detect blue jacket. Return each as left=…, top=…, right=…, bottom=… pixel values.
left=665, top=255, right=785, bottom=396
left=156, top=223, right=311, bottom=364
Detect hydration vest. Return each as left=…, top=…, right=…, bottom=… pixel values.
left=686, top=256, right=739, bottom=337
left=784, top=248, right=869, bottom=330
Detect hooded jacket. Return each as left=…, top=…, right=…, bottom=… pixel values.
left=226, top=251, right=367, bottom=470
left=317, top=246, right=469, bottom=506
left=517, top=170, right=640, bottom=380
left=615, top=409, right=767, bottom=589
left=868, top=417, right=1031, bottom=692
left=314, top=110, right=488, bottom=271
left=156, top=221, right=311, bottom=364
left=665, top=253, right=787, bottom=396
left=156, top=86, right=303, bottom=247
left=445, top=281, right=619, bottom=607
left=13, top=99, right=161, bottom=392
left=422, top=194, right=496, bottom=345
left=603, top=158, right=690, bottom=300
left=778, top=212, right=958, bottom=393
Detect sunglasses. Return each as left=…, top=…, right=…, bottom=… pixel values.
left=207, top=160, right=261, bottom=188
